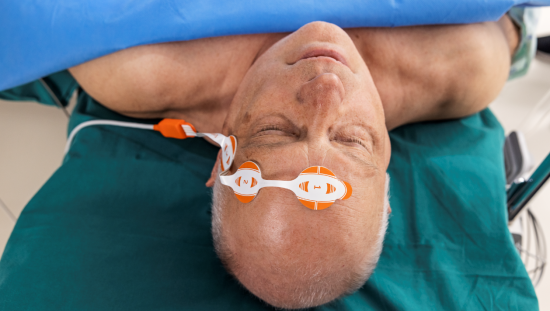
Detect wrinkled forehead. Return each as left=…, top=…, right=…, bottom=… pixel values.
left=219, top=176, right=386, bottom=245
left=221, top=161, right=353, bottom=210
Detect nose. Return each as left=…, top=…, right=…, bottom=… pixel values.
left=296, top=73, right=345, bottom=164
left=297, top=73, right=345, bottom=111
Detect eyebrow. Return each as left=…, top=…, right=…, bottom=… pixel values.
left=241, top=140, right=378, bottom=172
left=246, top=112, right=298, bottom=135
left=240, top=112, right=380, bottom=169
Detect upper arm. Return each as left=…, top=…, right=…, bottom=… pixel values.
left=69, top=43, right=184, bottom=117
left=348, top=17, right=516, bottom=130
left=69, top=35, right=267, bottom=119
left=432, top=16, right=517, bottom=121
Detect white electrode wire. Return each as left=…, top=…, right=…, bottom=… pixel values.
left=0, top=198, right=16, bottom=223
left=529, top=209, right=546, bottom=287
left=517, top=208, right=547, bottom=288
left=64, top=120, right=155, bottom=155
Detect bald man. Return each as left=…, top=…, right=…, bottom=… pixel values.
left=70, top=17, right=519, bottom=309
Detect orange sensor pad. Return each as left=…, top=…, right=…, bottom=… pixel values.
left=219, top=161, right=352, bottom=210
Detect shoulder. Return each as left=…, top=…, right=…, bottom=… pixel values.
left=69, top=34, right=273, bottom=119
left=346, top=22, right=513, bottom=129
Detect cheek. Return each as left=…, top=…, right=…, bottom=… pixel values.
left=358, top=176, right=387, bottom=232
left=335, top=193, right=384, bottom=251
left=323, top=153, right=386, bottom=235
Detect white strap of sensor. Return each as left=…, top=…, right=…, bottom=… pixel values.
left=180, top=124, right=237, bottom=173
left=220, top=161, right=352, bottom=210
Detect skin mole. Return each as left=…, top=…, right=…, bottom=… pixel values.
left=243, top=112, right=252, bottom=123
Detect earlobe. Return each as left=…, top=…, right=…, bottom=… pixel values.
left=205, top=149, right=223, bottom=187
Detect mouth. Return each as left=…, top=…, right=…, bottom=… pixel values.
left=297, top=48, right=349, bottom=68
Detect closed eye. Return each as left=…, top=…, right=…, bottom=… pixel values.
left=330, top=124, right=374, bottom=154
left=254, top=125, right=298, bottom=138
left=332, top=135, right=373, bottom=155
left=260, top=125, right=283, bottom=132
left=332, top=135, right=366, bottom=148
left=339, top=137, right=366, bottom=148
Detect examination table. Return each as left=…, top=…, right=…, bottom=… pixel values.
left=0, top=71, right=537, bottom=310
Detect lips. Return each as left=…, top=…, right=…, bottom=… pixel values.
left=298, top=48, right=349, bottom=68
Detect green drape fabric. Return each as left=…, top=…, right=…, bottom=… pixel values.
left=0, top=72, right=537, bottom=310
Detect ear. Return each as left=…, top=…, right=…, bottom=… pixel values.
left=206, top=149, right=222, bottom=187
left=384, top=132, right=392, bottom=215
left=384, top=130, right=392, bottom=168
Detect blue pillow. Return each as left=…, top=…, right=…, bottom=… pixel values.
left=1, top=0, right=549, bottom=91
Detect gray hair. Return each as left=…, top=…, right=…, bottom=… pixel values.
left=342, top=173, right=390, bottom=296
left=211, top=173, right=391, bottom=308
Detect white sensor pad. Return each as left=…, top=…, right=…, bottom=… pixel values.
left=203, top=133, right=237, bottom=173
left=219, top=161, right=352, bottom=210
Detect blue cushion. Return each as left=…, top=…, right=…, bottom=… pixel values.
left=1, top=0, right=549, bottom=91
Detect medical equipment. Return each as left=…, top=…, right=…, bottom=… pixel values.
left=504, top=131, right=548, bottom=289
left=220, top=161, right=352, bottom=210
left=507, top=150, right=550, bottom=221
left=504, top=131, right=534, bottom=184
left=65, top=118, right=238, bottom=172
left=65, top=118, right=351, bottom=210
left=503, top=48, right=550, bottom=285
left=1, top=75, right=537, bottom=309
left=1, top=0, right=548, bottom=307
left=537, top=35, right=550, bottom=63
left=152, top=119, right=238, bottom=174
left=65, top=118, right=237, bottom=173
left=511, top=210, right=547, bottom=287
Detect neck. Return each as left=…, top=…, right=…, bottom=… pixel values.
left=171, top=33, right=288, bottom=133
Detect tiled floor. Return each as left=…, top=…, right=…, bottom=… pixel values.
left=1, top=8, right=550, bottom=309
left=0, top=99, right=69, bottom=254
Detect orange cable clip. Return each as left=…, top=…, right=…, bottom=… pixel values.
left=153, top=119, right=197, bottom=139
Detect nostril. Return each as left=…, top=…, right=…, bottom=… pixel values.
left=297, top=73, right=345, bottom=106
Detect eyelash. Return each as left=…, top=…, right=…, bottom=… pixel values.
left=260, top=125, right=283, bottom=132
left=340, top=137, right=367, bottom=148
left=258, top=126, right=366, bottom=148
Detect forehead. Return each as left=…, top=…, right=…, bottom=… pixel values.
left=222, top=161, right=353, bottom=210
left=234, top=108, right=384, bottom=182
